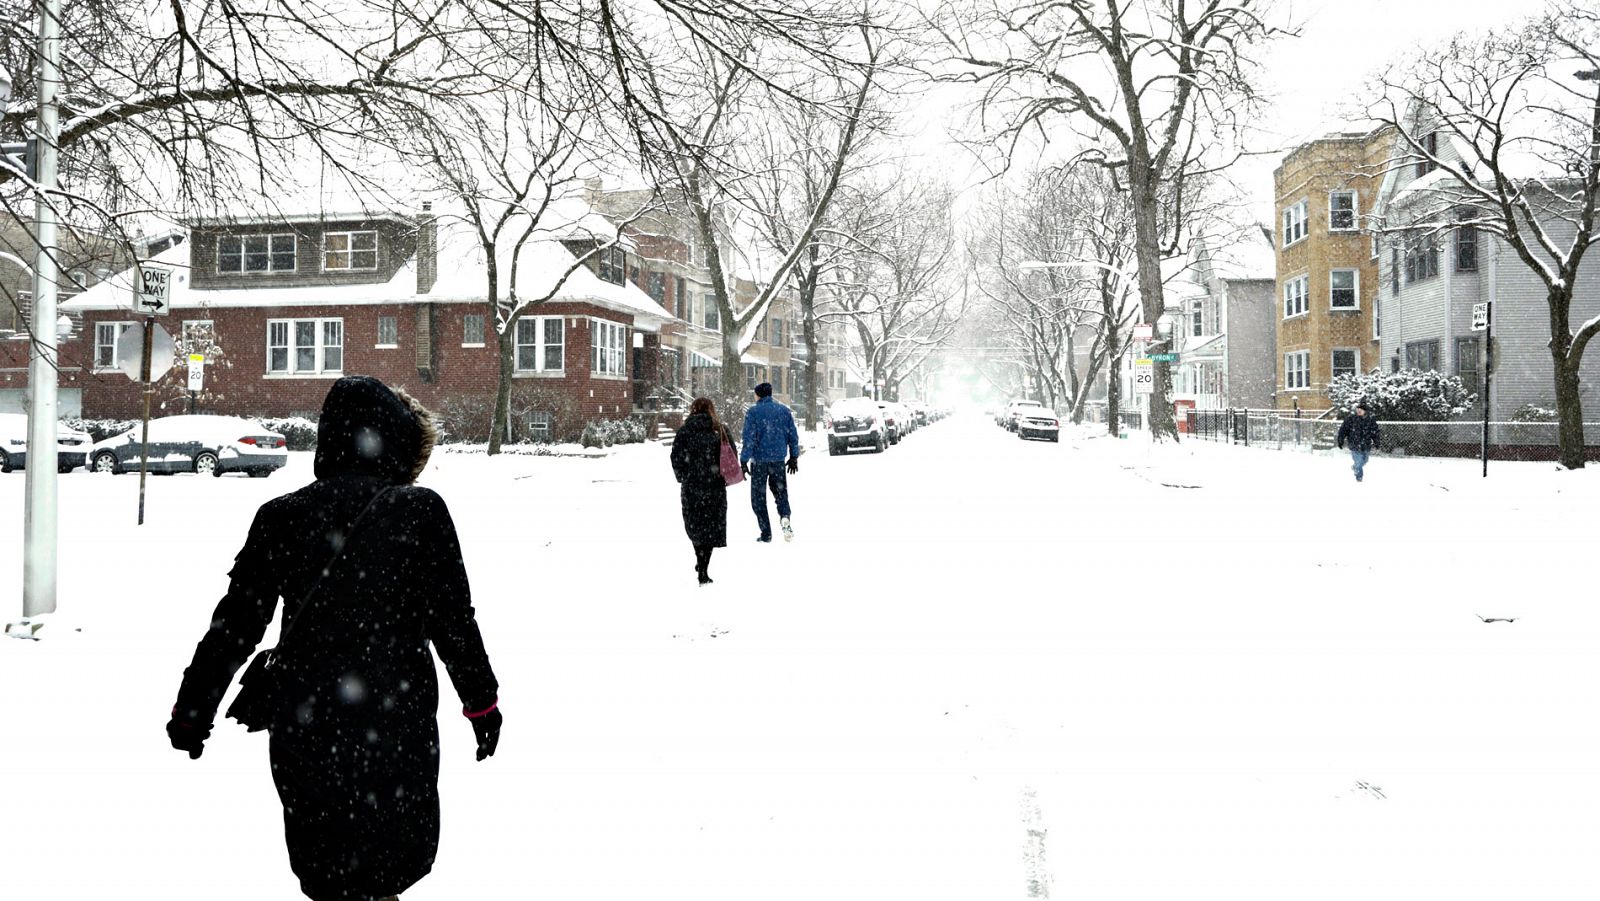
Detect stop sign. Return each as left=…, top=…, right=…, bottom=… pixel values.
left=114, top=322, right=175, bottom=381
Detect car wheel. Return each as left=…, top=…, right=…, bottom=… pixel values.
left=58, top=462, right=76, bottom=473
left=91, top=451, right=119, bottom=474
left=828, top=441, right=841, bottom=456
left=0, top=449, right=11, bottom=473
left=874, top=436, right=885, bottom=453
left=1050, top=435, right=1060, bottom=443
left=194, top=452, right=221, bottom=477
left=247, top=468, right=271, bottom=478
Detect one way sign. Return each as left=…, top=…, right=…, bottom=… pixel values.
left=132, top=266, right=171, bottom=316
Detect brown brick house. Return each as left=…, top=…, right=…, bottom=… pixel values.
left=58, top=205, right=675, bottom=442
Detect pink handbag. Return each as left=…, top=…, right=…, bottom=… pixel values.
left=719, top=435, right=744, bottom=487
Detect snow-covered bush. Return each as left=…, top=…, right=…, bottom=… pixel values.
left=580, top=418, right=645, bottom=448
left=256, top=416, right=318, bottom=450
left=435, top=396, right=495, bottom=444
left=62, top=418, right=138, bottom=442
left=1327, top=369, right=1476, bottom=420
left=1507, top=404, right=1561, bottom=445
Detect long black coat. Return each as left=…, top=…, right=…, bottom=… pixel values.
left=172, top=376, right=497, bottom=901
left=670, top=412, right=734, bottom=548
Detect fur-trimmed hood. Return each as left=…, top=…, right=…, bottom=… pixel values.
left=313, top=376, right=436, bottom=484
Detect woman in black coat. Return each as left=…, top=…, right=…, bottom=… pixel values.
left=166, top=375, right=501, bottom=901
left=670, top=396, right=736, bottom=584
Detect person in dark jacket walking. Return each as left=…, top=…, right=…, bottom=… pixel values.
left=166, top=376, right=501, bottom=901
left=1336, top=402, right=1382, bottom=482
left=740, top=382, right=801, bottom=542
left=671, top=397, right=737, bottom=584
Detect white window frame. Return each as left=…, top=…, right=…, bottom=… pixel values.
left=219, top=233, right=297, bottom=273
left=1282, top=199, right=1309, bottom=247
left=1284, top=350, right=1310, bottom=390
left=1283, top=273, right=1309, bottom=319
left=590, top=318, right=627, bottom=377
left=1329, top=268, right=1360, bottom=310
left=376, top=315, right=398, bottom=348
left=1328, top=190, right=1358, bottom=231
left=462, top=313, right=486, bottom=348
left=265, top=317, right=343, bottom=375
left=322, top=230, right=378, bottom=271
left=514, top=316, right=564, bottom=373
left=94, top=321, right=135, bottom=371
left=1331, top=348, right=1359, bottom=381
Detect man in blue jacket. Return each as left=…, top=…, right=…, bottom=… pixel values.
left=740, top=382, right=801, bottom=542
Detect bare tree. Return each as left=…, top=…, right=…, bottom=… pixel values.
left=936, top=0, right=1287, bottom=441
left=1367, top=6, right=1600, bottom=469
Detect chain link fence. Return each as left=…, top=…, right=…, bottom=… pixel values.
left=1184, top=408, right=1600, bottom=462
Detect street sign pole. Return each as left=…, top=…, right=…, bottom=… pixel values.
left=137, top=316, right=154, bottom=525
left=1481, top=302, right=1493, bottom=478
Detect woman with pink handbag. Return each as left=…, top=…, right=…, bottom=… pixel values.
left=670, top=396, right=740, bottom=585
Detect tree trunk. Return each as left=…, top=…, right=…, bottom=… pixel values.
left=1129, top=173, right=1177, bottom=442
left=489, top=325, right=516, bottom=455
left=800, top=247, right=821, bottom=430
left=1554, top=355, right=1587, bottom=469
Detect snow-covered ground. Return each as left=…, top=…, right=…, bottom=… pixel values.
left=2, top=414, right=1597, bottom=900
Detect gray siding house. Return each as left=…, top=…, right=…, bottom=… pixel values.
left=1373, top=116, right=1600, bottom=422
left=1170, top=234, right=1278, bottom=410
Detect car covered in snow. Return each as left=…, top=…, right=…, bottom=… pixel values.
left=1004, top=400, right=1050, bottom=432
left=0, top=413, right=92, bottom=473
left=87, top=415, right=288, bottom=477
left=1014, top=406, right=1061, bottom=442
left=873, top=401, right=905, bottom=444
left=826, top=397, right=888, bottom=454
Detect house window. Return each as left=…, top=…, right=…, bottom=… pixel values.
left=1404, top=339, right=1440, bottom=371
left=702, top=296, right=720, bottom=330
left=1192, top=303, right=1204, bottom=337
left=323, top=231, right=378, bottom=271
left=772, top=368, right=784, bottom=395
left=1404, top=237, right=1440, bottom=284
left=377, top=316, right=398, bottom=347
left=648, top=272, right=666, bottom=305
left=1456, top=213, right=1478, bottom=272
left=1331, top=348, right=1359, bottom=381
left=591, top=318, right=626, bottom=376
left=463, top=313, right=485, bottom=347
left=744, top=363, right=767, bottom=388
left=1283, top=274, right=1309, bottom=318
left=1330, top=269, right=1359, bottom=309
left=1455, top=336, right=1481, bottom=397
left=675, top=276, right=686, bottom=318
left=219, top=233, right=296, bottom=273
left=596, top=246, right=627, bottom=285
left=773, top=317, right=784, bottom=346
left=1374, top=294, right=1382, bottom=339
left=94, top=321, right=135, bottom=370
left=526, top=411, right=553, bottom=442
left=1329, top=191, right=1357, bottom=231
left=266, top=318, right=343, bottom=374
left=1284, top=350, right=1310, bottom=390
left=514, top=316, right=564, bottom=372
left=1391, top=247, right=1400, bottom=294
left=1415, top=131, right=1440, bottom=178
left=1281, top=199, right=1309, bottom=247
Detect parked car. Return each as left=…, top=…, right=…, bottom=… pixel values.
left=87, top=415, right=288, bottom=477
left=826, top=397, right=888, bottom=455
left=874, top=401, right=903, bottom=444
left=0, top=413, right=91, bottom=473
left=1004, top=400, right=1048, bottom=431
left=1014, top=407, right=1061, bottom=442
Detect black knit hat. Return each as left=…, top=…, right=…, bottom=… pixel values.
left=754, top=382, right=773, bottom=398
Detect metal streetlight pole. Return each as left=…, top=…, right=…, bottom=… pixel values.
left=22, top=0, right=62, bottom=622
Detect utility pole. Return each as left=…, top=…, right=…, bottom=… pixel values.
left=22, top=0, right=62, bottom=621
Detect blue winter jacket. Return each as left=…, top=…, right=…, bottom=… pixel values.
left=740, top=397, right=800, bottom=463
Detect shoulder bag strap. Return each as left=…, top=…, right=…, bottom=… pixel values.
left=277, top=486, right=395, bottom=647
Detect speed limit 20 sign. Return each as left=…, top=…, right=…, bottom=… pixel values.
left=1133, top=358, right=1154, bottom=394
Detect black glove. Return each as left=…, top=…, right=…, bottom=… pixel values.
left=167, top=716, right=212, bottom=760
left=741, top=460, right=750, bottom=477
left=786, top=456, right=798, bottom=475
left=469, top=707, right=502, bottom=761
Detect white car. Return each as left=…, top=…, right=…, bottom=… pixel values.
left=0, top=413, right=91, bottom=473
left=1014, top=407, right=1061, bottom=442
left=1005, top=400, right=1048, bottom=432
left=826, top=397, right=888, bottom=454
left=87, top=414, right=288, bottom=477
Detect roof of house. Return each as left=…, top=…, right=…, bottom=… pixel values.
left=60, top=206, right=676, bottom=331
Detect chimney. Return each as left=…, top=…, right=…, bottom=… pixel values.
left=416, top=201, right=437, bottom=295
left=584, top=177, right=603, bottom=206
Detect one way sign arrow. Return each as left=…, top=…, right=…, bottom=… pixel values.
left=133, top=266, right=171, bottom=316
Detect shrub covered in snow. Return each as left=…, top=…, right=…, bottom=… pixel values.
left=1327, top=369, right=1476, bottom=420
left=255, top=417, right=319, bottom=450
left=62, top=418, right=138, bottom=442
left=580, top=418, right=645, bottom=448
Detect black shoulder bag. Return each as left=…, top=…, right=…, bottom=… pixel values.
left=226, top=487, right=394, bottom=732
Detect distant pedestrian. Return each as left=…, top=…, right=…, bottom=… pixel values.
left=166, top=375, right=501, bottom=901
left=671, top=397, right=737, bottom=584
left=740, top=382, right=801, bottom=542
left=1336, top=402, right=1382, bottom=482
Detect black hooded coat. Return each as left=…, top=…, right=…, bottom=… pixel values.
left=171, top=376, right=498, bottom=901
left=670, top=411, right=734, bottom=547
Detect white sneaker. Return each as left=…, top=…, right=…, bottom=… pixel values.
left=781, top=517, right=794, bottom=542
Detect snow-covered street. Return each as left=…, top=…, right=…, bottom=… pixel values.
left=3, top=415, right=1598, bottom=900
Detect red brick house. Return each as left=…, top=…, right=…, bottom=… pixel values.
left=57, top=205, right=676, bottom=442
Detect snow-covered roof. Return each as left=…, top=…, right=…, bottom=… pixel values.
left=61, top=209, right=676, bottom=332
left=1211, top=231, right=1277, bottom=281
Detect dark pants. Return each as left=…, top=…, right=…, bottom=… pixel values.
left=748, top=460, right=791, bottom=538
